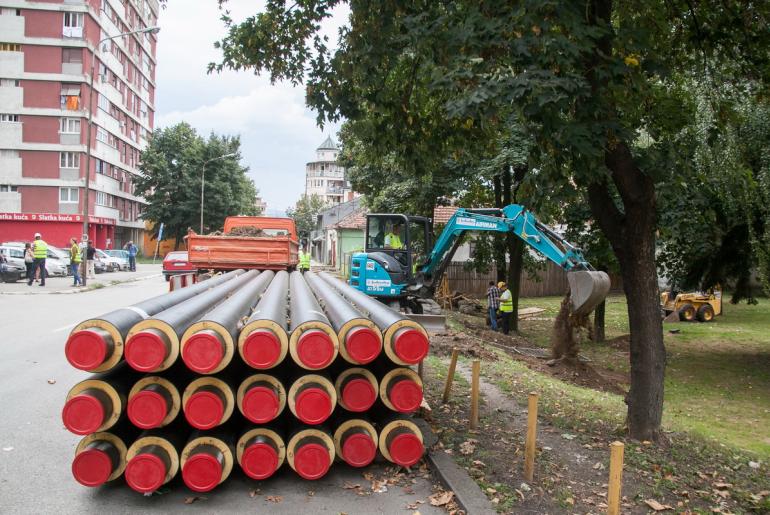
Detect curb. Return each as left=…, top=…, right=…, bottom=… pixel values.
left=427, top=450, right=497, bottom=514
left=0, top=273, right=163, bottom=295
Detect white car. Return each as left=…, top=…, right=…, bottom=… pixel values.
left=95, top=249, right=122, bottom=272
left=0, top=246, right=27, bottom=279
left=2, top=242, right=68, bottom=277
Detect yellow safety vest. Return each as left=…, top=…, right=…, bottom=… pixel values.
left=385, top=232, right=403, bottom=249
left=33, top=240, right=48, bottom=259
left=500, top=289, right=513, bottom=312
left=299, top=251, right=311, bottom=268
left=71, top=243, right=82, bottom=263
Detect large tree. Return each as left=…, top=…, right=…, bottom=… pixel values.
left=286, top=193, right=326, bottom=240
left=212, top=1, right=770, bottom=441
left=137, top=122, right=258, bottom=248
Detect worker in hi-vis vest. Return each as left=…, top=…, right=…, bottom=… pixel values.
left=498, top=281, right=513, bottom=335
left=384, top=221, right=404, bottom=250
left=299, top=247, right=311, bottom=274
left=29, top=232, right=48, bottom=287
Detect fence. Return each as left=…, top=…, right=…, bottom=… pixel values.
left=445, top=261, right=622, bottom=298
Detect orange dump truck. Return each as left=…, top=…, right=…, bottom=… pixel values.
left=187, top=216, right=299, bottom=272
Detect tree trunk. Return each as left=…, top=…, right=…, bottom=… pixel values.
left=593, top=300, right=606, bottom=343
left=492, top=174, right=507, bottom=282
left=586, top=143, right=666, bottom=442
left=501, top=165, right=524, bottom=331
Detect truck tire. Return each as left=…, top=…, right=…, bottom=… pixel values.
left=696, top=304, right=715, bottom=322
left=678, top=303, right=696, bottom=322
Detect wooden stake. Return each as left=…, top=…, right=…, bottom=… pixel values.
left=524, top=392, right=538, bottom=481
left=470, top=359, right=480, bottom=429
left=441, top=348, right=459, bottom=404
left=607, top=441, right=625, bottom=515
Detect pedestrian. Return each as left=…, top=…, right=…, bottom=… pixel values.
left=86, top=240, right=96, bottom=279
left=28, top=233, right=47, bottom=287
left=125, top=240, right=138, bottom=271
left=298, top=246, right=311, bottom=274
left=69, top=237, right=82, bottom=286
left=23, top=242, right=34, bottom=283
left=498, top=281, right=513, bottom=335
left=486, top=280, right=500, bottom=331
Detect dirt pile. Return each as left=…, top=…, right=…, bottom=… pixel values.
left=550, top=293, right=591, bottom=361
left=227, top=226, right=265, bottom=237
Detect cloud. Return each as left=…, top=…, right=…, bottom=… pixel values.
left=154, top=0, right=347, bottom=213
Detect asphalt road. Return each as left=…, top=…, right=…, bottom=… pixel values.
left=0, top=277, right=443, bottom=514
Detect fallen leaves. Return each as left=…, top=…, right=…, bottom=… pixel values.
left=183, top=496, right=206, bottom=504
left=428, top=490, right=454, bottom=506
left=265, top=495, right=283, bottom=503
left=644, top=499, right=673, bottom=511
left=47, top=379, right=56, bottom=384
left=459, top=439, right=477, bottom=455
left=249, top=488, right=261, bottom=498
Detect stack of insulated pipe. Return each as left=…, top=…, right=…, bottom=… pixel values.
left=62, top=267, right=430, bottom=493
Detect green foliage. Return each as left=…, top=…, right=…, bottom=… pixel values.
left=135, top=123, right=258, bottom=247
left=286, top=194, right=326, bottom=239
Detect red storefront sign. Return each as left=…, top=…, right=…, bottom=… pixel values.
left=0, top=213, right=116, bottom=225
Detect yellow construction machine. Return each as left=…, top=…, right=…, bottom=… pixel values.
left=660, top=287, right=722, bottom=322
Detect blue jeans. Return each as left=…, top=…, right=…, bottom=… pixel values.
left=128, top=255, right=136, bottom=271
left=71, top=262, right=81, bottom=285
left=488, top=307, right=498, bottom=330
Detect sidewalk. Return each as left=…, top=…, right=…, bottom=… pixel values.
left=0, top=263, right=163, bottom=295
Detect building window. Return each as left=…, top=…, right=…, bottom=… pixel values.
left=60, top=83, right=81, bottom=110
left=62, top=48, right=83, bottom=64
left=97, top=93, right=110, bottom=112
left=60, top=117, right=80, bottom=133
left=0, top=185, right=18, bottom=192
left=0, top=114, right=19, bottom=122
left=60, top=187, right=79, bottom=203
left=0, top=8, right=22, bottom=16
left=0, top=43, right=22, bottom=52
left=0, top=149, right=19, bottom=158
left=96, top=126, right=108, bottom=144
left=63, top=12, right=83, bottom=27
left=96, top=191, right=115, bottom=207
left=60, top=151, right=80, bottom=168
left=0, top=79, right=20, bottom=87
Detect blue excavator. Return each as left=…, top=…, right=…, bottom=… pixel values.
left=348, top=205, right=611, bottom=330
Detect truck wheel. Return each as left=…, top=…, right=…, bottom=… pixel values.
left=678, top=303, right=696, bottom=322
left=696, top=304, right=715, bottom=322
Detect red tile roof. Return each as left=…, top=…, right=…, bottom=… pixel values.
left=334, top=209, right=367, bottom=229
left=433, top=205, right=459, bottom=224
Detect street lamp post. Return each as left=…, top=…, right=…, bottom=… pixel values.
left=81, top=25, right=160, bottom=286
left=200, top=153, right=237, bottom=233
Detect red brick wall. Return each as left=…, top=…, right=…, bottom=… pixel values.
left=20, top=186, right=59, bottom=212
left=23, top=81, right=60, bottom=109
left=21, top=116, right=59, bottom=144
left=23, top=45, right=61, bottom=74
left=24, top=9, right=63, bottom=39
left=21, top=151, right=61, bottom=179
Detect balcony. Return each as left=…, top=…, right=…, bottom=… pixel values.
left=326, top=186, right=346, bottom=195
left=94, top=204, right=119, bottom=219
left=0, top=155, right=21, bottom=183
left=62, top=26, right=84, bottom=39
left=0, top=51, right=23, bottom=76
left=0, top=121, right=22, bottom=147
left=0, top=86, right=22, bottom=111
left=0, top=14, right=24, bottom=40
left=62, top=62, right=84, bottom=75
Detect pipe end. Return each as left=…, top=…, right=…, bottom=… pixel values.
left=243, top=385, right=280, bottom=423
left=65, top=329, right=110, bottom=371
left=128, top=390, right=168, bottom=429
left=182, top=453, right=222, bottom=493
left=294, top=387, right=332, bottom=425
left=393, top=328, right=429, bottom=364
left=241, top=442, right=279, bottom=480
left=296, top=329, right=334, bottom=369
left=62, top=393, right=104, bottom=435
left=125, top=453, right=167, bottom=493
left=341, top=433, right=376, bottom=467
left=182, top=330, right=224, bottom=373
left=293, top=442, right=330, bottom=480
left=341, top=378, right=376, bottom=412
left=125, top=329, right=169, bottom=372
left=184, top=391, right=224, bottom=430
left=242, top=329, right=281, bottom=369
left=72, top=448, right=113, bottom=487
left=345, top=326, right=381, bottom=364
left=389, top=433, right=424, bottom=467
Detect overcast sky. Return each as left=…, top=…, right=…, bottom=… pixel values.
left=155, top=1, right=347, bottom=215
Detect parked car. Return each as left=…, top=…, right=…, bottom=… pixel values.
left=105, top=249, right=130, bottom=270
left=95, top=249, right=122, bottom=272
left=162, top=251, right=196, bottom=281
left=2, top=242, right=68, bottom=277
left=0, top=247, right=25, bottom=282
left=94, top=257, right=108, bottom=274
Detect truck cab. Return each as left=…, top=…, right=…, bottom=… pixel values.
left=349, top=214, right=432, bottom=299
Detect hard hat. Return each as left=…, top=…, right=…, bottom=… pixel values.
left=34, top=232, right=41, bottom=238
left=497, top=281, right=506, bottom=288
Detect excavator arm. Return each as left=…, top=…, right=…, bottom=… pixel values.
left=417, top=205, right=610, bottom=316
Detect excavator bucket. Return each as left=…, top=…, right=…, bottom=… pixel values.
left=567, top=270, right=611, bottom=316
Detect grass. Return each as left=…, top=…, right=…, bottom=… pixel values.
left=516, top=295, right=770, bottom=456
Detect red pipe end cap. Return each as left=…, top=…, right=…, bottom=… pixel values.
left=72, top=449, right=112, bottom=487
left=127, top=390, right=168, bottom=429
left=242, top=442, right=279, bottom=480
left=184, top=391, right=224, bottom=430
left=125, top=331, right=167, bottom=372
left=243, top=386, right=280, bottom=423
left=341, top=378, right=376, bottom=412
left=294, top=442, right=330, bottom=480
left=125, top=453, right=167, bottom=493
left=294, top=387, right=332, bottom=425
left=243, top=329, right=281, bottom=369
left=296, top=329, right=334, bottom=369
left=182, top=332, right=224, bottom=373
left=393, top=329, right=429, bottom=364
left=389, top=433, right=424, bottom=467
left=389, top=379, right=423, bottom=413
left=183, top=453, right=222, bottom=493
left=345, top=327, right=381, bottom=364
left=62, top=393, right=105, bottom=435
left=341, top=433, right=376, bottom=467
left=65, top=330, right=108, bottom=371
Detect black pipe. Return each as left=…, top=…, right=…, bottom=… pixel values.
left=289, top=271, right=338, bottom=369
left=65, top=270, right=244, bottom=372
left=238, top=270, right=290, bottom=369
